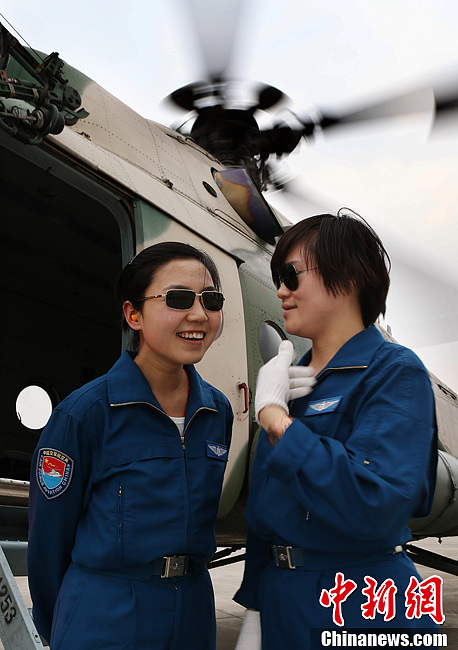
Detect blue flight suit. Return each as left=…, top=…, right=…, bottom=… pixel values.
left=234, top=326, right=438, bottom=648
left=28, top=350, right=233, bottom=649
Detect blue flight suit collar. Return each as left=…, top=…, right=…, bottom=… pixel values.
left=107, top=350, right=218, bottom=416
left=298, top=325, right=386, bottom=378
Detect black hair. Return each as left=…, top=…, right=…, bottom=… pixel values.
left=116, top=241, right=222, bottom=342
left=271, top=212, right=391, bottom=328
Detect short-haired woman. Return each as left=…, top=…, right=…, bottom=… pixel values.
left=234, top=211, right=438, bottom=649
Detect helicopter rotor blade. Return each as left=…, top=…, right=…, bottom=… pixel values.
left=433, top=89, right=458, bottom=122
left=168, top=82, right=208, bottom=112
left=314, top=87, right=435, bottom=132
left=178, top=0, right=245, bottom=83
left=254, top=84, right=287, bottom=112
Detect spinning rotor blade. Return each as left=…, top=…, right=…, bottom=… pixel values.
left=255, top=87, right=436, bottom=161
left=433, top=89, right=458, bottom=122
left=425, top=65, right=458, bottom=126
left=255, top=84, right=286, bottom=112
left=180, top=0, right=244, bottom=83
left=314, top=87, right=435, bottom=132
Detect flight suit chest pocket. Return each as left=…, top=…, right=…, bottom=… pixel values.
left=300, top=395, right=352, bottom=442
left=185, top=439, right=228, bottom=504
left=93, top=443, right=181, bottom=473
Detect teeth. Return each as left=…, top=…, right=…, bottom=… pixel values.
left=178, top=332, right=204, bottom=340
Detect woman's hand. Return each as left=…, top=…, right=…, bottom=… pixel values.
left=254, top=340, right=315, bottom=446
left=260, top=406, right=294, bottom=447
left=254, top=340, right=296, bottom=422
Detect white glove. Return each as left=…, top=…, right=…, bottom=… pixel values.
left=288, top=365, right=316, bottom=401
left=255, top=340, right=295, bottom=423
left=234, top=609, right=261, bottom=650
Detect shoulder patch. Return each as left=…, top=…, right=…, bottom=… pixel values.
left=206, top=441, right=228, bottom=461
left=36, top=448, right=74, bottom=499
left=305, top=396, right=343, bottom=416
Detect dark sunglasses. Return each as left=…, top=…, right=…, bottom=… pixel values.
left=274, top=263, right=318, bottom=291
left=137, top=289, right=225, bottom=311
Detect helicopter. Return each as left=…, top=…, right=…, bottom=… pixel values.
left=1, top=8, right=458, bottom=639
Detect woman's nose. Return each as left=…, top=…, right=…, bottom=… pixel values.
left=187, top=297, right=209, bottom=320
left=277, top=282, right=291, bottom=299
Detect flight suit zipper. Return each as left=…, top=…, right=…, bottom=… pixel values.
left=110, top=400, right=218, bottom=550
left=179, top=406, right=218, bottom=549
left=118, top=483, right=122, bottom=562
left=315, top=365, right=368, bottom=380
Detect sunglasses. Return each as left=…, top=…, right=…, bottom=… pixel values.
left=137, top=289, right=225, bottom=311
left=274, top=263, right=318, bottom=291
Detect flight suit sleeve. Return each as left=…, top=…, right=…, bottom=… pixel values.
left=233, top=429, right=271, bottom=610
left=233, top=528, right=270, bottom=610
left=27, top=404, right=93, bottom=643
left=264, top=354, right=437, bottom=541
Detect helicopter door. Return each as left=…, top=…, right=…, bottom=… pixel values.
left=0, top=134, right=132, bottom=538
left=133, top=200, right=249, bottom=519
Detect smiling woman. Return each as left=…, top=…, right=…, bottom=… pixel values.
left=27, top=241, right=233, bottom=650
left=234, top=212, right=439, bottom=650
left=120, top=247, right=225, bottom=417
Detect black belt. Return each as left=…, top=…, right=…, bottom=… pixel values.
left=271, top=545, right=304, bottom=569
left=270, top=544, right=405, bottom=570
left=73, top=555, right=203, bottom=582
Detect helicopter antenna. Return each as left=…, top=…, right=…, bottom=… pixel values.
left=0, top=13, right=44, bottom=62
left=0, top=19, right=89, bottom=144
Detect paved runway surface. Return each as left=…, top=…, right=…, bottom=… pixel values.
left=2, top=536, right=458, bottom=649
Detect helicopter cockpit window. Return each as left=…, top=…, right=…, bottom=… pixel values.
left=16, top=385, right=55, bottom=431
left=258, top=321, right=287, bottom=364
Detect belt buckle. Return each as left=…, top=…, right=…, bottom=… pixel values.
left=161, top=555, right=187, bottom=578
left=274, top=545, right=295, bottom=570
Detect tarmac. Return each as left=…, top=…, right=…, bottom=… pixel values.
left=2, top=536, right=458, bottom=649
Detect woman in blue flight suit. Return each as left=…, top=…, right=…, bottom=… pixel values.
left=234, top=211, right=438, bottom=649
left=28, top=242, right=233, bottom=649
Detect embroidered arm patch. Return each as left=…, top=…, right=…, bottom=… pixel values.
left=36, top=448, right=74, bottom=499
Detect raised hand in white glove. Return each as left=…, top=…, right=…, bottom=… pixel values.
left=234, top=609, right=261, bottom=650
left=254, top=340, right=295, bottom=423
left=288, top=364, right=316, bottom=401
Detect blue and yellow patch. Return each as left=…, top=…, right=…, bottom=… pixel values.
left=37, top=448, right=74, bottom=499
left=206, top=441, right=228, bottom=461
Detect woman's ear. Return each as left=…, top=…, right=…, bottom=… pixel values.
left=123, top=301, right=141, bottom=330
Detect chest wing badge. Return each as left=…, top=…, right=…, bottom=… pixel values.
left=305, top=396, right=343, bottom=416
left=209, top=444, right=225, bottom=456
left=206, top=441, right=228, bottom=460
left=311, top=399, right=339, bottom=412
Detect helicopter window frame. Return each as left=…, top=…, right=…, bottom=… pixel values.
left=15, top=382, right=60, bottom=432
left=258, top=320, right=287, bottom=364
